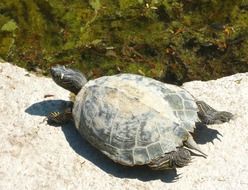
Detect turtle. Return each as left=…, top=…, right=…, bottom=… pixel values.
left=48, top=65, right=233, bottom=170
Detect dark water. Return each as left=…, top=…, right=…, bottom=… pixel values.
left=0, top=0, right=248, bottom=84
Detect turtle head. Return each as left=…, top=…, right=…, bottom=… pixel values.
left=50, top=65, right=87, bottom=94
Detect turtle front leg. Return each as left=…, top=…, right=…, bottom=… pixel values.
left=48, top=105, right=73, bottom=124
left=196, top=101, right=233, bottom=125
left=148, top=148, right=191, bottom=170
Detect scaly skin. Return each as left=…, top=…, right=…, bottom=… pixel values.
left=48, top=65, right=234, bottom=170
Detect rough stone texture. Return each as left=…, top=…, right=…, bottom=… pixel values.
left=0, top=62, right=247, bottom=190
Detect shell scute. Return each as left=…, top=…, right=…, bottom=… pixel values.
left=73, top=74, right=200, bottom=166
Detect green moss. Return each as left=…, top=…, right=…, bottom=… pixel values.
left=0, top=37, right=15, bottom=58
left=1, top=19, right=17, bottom=31
left=0, top=0, right=247, bottom=84
left=89, top=0, right=101, bottom=11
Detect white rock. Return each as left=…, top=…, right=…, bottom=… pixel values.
left=0, top=62, right=247, bottom=190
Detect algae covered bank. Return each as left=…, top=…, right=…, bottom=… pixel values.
left=0, top=0, right=248, bottom=83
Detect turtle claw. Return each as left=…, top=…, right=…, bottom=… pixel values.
left=47, top=111, right=63, bottom=124
left=47, top=109, right=73, bottom=124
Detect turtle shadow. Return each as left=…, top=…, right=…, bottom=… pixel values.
left=25, top=99, right=71, bottom=116
left=193, top=122, right=222, bottom=144
left=59, top=122, right=179, bottom=182
left=26, top=100, right=178, bottom=182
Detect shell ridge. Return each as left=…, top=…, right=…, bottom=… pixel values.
left=74, top=73, right=202, bottom=166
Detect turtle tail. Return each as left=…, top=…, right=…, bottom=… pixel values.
left=184, top=134, right=207, bottom=158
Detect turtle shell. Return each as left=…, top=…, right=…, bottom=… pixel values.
left=72, top=74, right=199, bottom=166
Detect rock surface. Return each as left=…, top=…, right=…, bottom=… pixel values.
left=0, top=62, right=247, bottom=190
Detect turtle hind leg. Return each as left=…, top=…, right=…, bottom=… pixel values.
left=148, top=148, right=191, bottom=170
left=196, top=101, right=233, bottom=125
left=48, top=107, right=73, bottom=124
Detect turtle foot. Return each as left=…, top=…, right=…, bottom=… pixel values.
left=196, top=101, right=233, bottom=125
left=148, top=148, right=191, bottom=170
